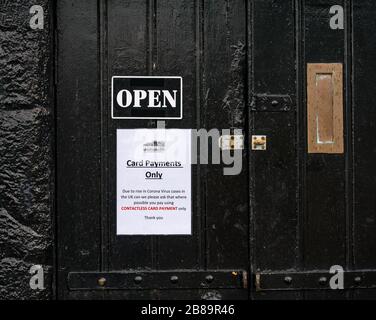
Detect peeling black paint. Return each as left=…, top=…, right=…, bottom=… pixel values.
left=222, top=41, right=246, bottom=127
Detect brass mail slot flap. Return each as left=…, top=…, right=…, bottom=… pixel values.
left=307, top=63, right=344, bottom=154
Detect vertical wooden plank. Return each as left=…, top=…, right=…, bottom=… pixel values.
left=106, top=0, right=153, bottom=270
left=250, top=0, right=299, bottom=299
left=344, top=0, right=354, bottom=300
left=154, top=0, right=200, bottom=270
left=203, top=0, right=249, bottom=272
left=56, top=0, right=101, bottom=299
left=353, top=1, right=376, bottom=300
left=303, top=0, right=346, bottom=271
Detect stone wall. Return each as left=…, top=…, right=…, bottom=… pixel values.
left=0, top=0, right=53, bottom=299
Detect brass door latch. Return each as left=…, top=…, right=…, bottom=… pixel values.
left=219, top=135, right=244, bottom=150
left=252, top=135, right=267, bottom=151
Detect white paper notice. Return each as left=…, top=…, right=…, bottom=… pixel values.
left=117, top=129, right=191, bottom=235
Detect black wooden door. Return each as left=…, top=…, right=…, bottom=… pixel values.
left=250, top=0, right=376, bottom=299
left=56, top=0, right=376, bottom=300
left=56, top=0, right=249, bottom=300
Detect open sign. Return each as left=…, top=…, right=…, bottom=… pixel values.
left=111, top=76, right=183, bottom=119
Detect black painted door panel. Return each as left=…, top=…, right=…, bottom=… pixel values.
left=57, top=0, right=248, bottom=300
left=250, top=0, right=376, bottom=299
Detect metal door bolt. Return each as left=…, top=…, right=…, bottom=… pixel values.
left=170, top=275, right=179, bottom=284
left=219, top=135, right=244, bottom=150
left=98, top=277, right=106, bottom=287
left=252, top=135, right=267, bottom=150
